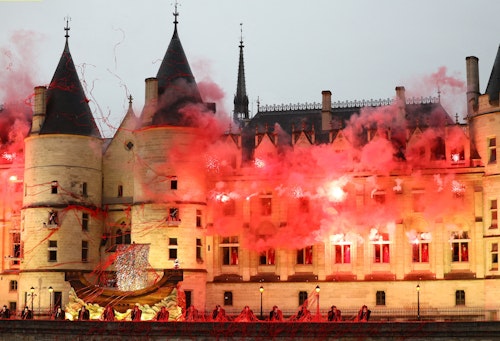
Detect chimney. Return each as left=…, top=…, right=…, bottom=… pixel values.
left=141, top=77, right=158, bottom=125
left=466, top=56, right=480, bottom=117
left=395, top=86, right=406, bottom=120
left=321, top=90, right=332, bottom=131
left=31, top=86, right=47, bottom=135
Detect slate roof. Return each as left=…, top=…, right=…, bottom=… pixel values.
left=41, top=38, right=100, bottom=138
left=485, top=44, right=500, bottom=102
left=152, top=17, right=203, bottom=126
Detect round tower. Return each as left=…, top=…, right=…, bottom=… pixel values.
left=19, top=24, right=103, bottom=314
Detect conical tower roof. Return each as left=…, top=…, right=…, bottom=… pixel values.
left=485, top=44, right=500, bottom=102
left=152, top=9, right=203, bottom=126
left=41, top=24, right=101, bottom=138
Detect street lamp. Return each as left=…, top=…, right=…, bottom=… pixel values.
left=416, top=284, right=420, bottom=321
left=48, top=287, right=53, bottom=318
left=28, top=287, right=37, bottom=317
left=259, top=285, right=264, bottom=320
left=315, top=285, right=320, bottom=321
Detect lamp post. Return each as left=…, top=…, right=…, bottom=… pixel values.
left=28, top=287, right=37, bottom=317
left=416, top=284, right=420, bottom=321
left=315, top=285, right=320, bottom=321
left=48, top=286, right=53, bottom=318
left=259, top=285, right=264, bottom=320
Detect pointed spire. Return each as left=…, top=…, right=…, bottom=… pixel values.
left=233, top=23, right=249, bottom=125
left=151, top=2, right=203, bottom=126
left=485, top=44, right=500, bottom=102
left=41, top=19, right=101, bottom=138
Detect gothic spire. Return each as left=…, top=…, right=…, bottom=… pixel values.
left=233, top=23, right=249, bottom=125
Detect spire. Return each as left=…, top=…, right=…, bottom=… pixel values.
left=152, top=2, right=203, bottom=126
left=41, top=19, right=101, bottom=137
left=233, top=23, right=249, bottom=125
left=485, top=44, right=500, bottom=102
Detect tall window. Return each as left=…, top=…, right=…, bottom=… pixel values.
left=224, top=291, right=233, bottom=306
left=82, top=241, right=88, bottom=262
left=298, top=291, right=308, bottom=306
left=82, top=182, right=87, bottom=196
left=489, top=137, right=497, bottom=164
left=51, top=181, right=58, bottom=194
left=376, top=291, right=386, bottom=306
left=451, top=231, right=470, bottom=262
left=412, top=192, right=425, bottom=212
left=371, top=231, right=390, bottom=264
left=261, top=196, right=272, bottom=216
left=9, top=280, right=17, bottom=291
left=491, top=243, right=498, bottom=270
left=48, top=240, right=57, bottom=262
left=170, top=178, right=178, bottom=190
left=169, top=238, right=178, bottom=259
left=490, top=200, right=498, bottom=229
left=221, top=236, right=239, bottom=265
left=299, top=197, right=309, bottom=213
left=82, top=213, right=89, bottom=231
left=12, top=233, right=21, bottom=265
left=223, top=199, right=235, bottom=216
left=333, top=244, right=351, bottom=264
left=409, top=232, right=431, bottom=263
left=259, top=248, right=276, bottom=265
left=116, top=229, right=123, bottom=245
left=196, top=238, right=202, bottom=261
left=196, top=209, right=202, bottom=228
left=118, top=185, right=123, bottom=197
left=455, top=290, right=466, bottom=306
left=297, top=246, right=313, bottom=265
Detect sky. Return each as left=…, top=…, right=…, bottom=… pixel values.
left=0, top=0, right=499, bottom=137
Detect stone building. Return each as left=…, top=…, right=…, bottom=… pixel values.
left=1, top=9, right=500, bottom=320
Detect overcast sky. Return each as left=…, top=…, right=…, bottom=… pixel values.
left=1, top=0, right=499, bottom=137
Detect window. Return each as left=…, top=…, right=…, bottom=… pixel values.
left=116, top=229, right=123, bottom=245
left=371, top=231, right=390, bottom=264
left=376, top=291, right=386, bottom=306
left=169, top=238, right=178, bottom=259
left=224, top=291, right=233, bottom=306
left=261, top=197, right=272, bottom=216
left=118, top=185, right=123, bottom=197
left=51, top=181, right=58, bottom=194
left=450, top=231, right=470, bottom=262
left=124, top=230, right=131, bottom=244
left=372, top=191, right=386, bottom=204
left=48, top=210, right=59, bottom=226
left=333, top=244, right=351, bottom=264
left=9, top=280, right=17, bottom=291
left=259, top=248, right=276, bottom=265
left=298, top=291, right=308, bottom=306
left=168, top=208, right=180, bottom=221
left=412, top=192, right=425, bottom=212
left=299, top=197, right=309, bottom=213
left=297, top=246, right=313, bottom=265
left=82, top=241, right=88, bottom=262
left=221, top=236, right=239, bottom=265
left=171, top=178, right=178, bottom=190
left=455, top=290, right=465, bottom=306
left=489, top=137, right=497, bottom=164
left=490, top=200, right=498, bottom=229
left=492, top=243, right=498, bottom=270
left=82, top=213, right=89, bottom=231
left=412, top=242, right=429, bottom=263
left=451, top=148, right=465, bottom=164
left=431, top=137, right=446, bottom=160
left=82, top=182, right=87, bottom=197
left=48, top=240, right=57, bottom=262
left=223, top=199, right=236, bottom=216
left=196, top=238, right=202, bottom=261
left=196, top=209, right=202, bottom=228
left=12, top=232, right=21, bottom=265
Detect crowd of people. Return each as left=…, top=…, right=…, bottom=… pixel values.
left=0, top=302, right=371, bottom=322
